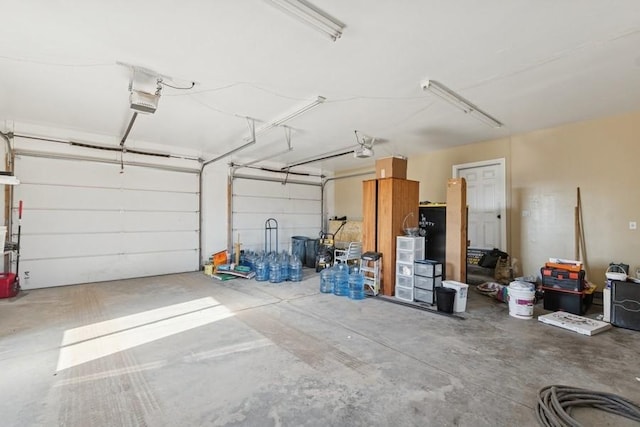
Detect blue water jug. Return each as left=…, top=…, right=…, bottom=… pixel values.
left=320, top=268, right=334, bottom=293
left=348, top=271, right=365, bottom=300
left=289, top=256, right=303, bottom=282
left=333, top=264, right=349, bottom=296
left=269, top=260, right=283, bottom=283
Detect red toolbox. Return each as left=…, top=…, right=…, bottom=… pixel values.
left=0, top=273, right=19, bottom=299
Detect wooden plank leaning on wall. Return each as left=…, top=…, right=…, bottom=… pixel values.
left=445, top=178, right=467, bottom=282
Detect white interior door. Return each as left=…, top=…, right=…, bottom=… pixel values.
left=12, top=155, right=199, bottom=289
left=453, top=159, right=506, bottom=250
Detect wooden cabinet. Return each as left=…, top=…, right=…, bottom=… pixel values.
left=362, top=178, right=419, bottom=296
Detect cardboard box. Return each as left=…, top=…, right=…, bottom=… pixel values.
left=376, top=156, right=407, bottom=179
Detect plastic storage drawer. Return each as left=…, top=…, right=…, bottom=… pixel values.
left=395, top=285, right=414, bottom=302
left=414, top=260, right=443, bottom=277
left=396, top=262, right=414, bottom=277
left=414, top=275, right=441, bottom=291
left=414, top=287, right=434, bottom=304
left=396, top=274, right=414, bottom=288
left=396, top=236, right=424, bottom=251
left=397, top=248, right=424, bottom=263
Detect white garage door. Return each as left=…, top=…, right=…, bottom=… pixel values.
left=12, top=155, right=199, bottom=289
left=232, top=176, right=322, bottom=253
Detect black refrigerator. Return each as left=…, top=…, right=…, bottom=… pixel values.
left=418, top=204, right=447, bottom=277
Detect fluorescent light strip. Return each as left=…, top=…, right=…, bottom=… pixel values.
left=422, top=80, right=504, bottom=128
left=266, top=0, right=345, bottom=41
left=250, top=96, right=326, bottom=139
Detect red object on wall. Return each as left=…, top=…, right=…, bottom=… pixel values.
left=0, top=273, right=19, bottom=299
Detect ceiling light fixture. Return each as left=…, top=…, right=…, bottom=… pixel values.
left=265, top=0, right=345, bottom=41
left=247, top=96, right=326, bottom=140
left=421, top=80, right=504, bottom=128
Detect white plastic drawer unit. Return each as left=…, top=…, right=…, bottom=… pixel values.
left=414, top=275, right=441, bottom=291
left=396, top=236, right=425, bottom=251
left=414, top=260, right=443, bottom=278
left=396, top=248, right=424, bottom=263
left=395, top=285, right=414, bottom=302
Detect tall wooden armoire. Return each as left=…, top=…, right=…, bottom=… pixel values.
left=362, top=178, right=419, bottom=296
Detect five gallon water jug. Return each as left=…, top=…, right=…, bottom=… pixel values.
left=348, top=271, right=365, bottom=300
left=269, top=260, right=283, bottom=283
left=333, top=264, right=349, bottom=296
left=289, top=256, right=303, bottom=282
left=320, top=268, right=334, bottom=293
left=255, top=257, right=269, bottom=281
left=280, top=256, right=289, bottom=281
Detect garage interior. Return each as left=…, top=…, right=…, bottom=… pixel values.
left=1, top=2, right=640, bottom=426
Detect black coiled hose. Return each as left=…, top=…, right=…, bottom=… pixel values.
left=536, top=385, right=640, bottom=427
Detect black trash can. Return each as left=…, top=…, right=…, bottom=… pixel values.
left=305, top=238, right=319, bottom=268
left=291, top=236, right=308, bottom=263
left=435, top=287, right=456, bottom=313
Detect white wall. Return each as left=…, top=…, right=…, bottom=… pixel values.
left=200, top=162, right=229, bottom=263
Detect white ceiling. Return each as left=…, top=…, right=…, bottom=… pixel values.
left=2, top=1, right=640, bottom=173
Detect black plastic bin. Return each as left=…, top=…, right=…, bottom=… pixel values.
left=305, top=238, right=319, bottom=268
left=291, top=236, right=308, bottom=264
left=542, top=286, right=593, bottom=315
left=435, top=287, right=456, bottom=313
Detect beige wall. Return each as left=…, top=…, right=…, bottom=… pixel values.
left=328, top=167, right=375, bottom=221
left=334, top=110, right=640, bottom=287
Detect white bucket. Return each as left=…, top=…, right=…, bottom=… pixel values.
left=508, top=281, right=536, bottom=319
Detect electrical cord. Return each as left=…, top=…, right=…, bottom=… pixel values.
left=535, top=385, right=640, bottom=427
left=158, top=80, right=196, bottom=90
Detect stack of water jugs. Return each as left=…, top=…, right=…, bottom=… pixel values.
left=252, top=251, right=303, bottom=283
left=319, top=263, right=365, bottom=300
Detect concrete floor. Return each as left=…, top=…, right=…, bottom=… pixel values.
left=1, top=271, right=639, bottom=427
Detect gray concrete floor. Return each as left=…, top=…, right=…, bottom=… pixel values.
left=1, top=271, right=639, bottom=427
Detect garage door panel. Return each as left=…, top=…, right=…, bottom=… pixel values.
left=233, top=212, right=320, bottom=230
left=287, top=185, right=319, bottom=199
left=18, top=251, right=197, bottom=289
left=233, top=197, right=319, bottom=214
left=15, top=156, right=122, bottom=187
left=233, top=180, right=297, bottom=198
left=16, top=210, right=198, bottom=234
left=14, top=210, right=122, bottom=234
left=121, top=190, right=198, bottom=211
left=123, top=211, right=198, bottom=231
left=20, top=233, right=122, bottom=259
left=121, top=167, right=198, bottom=192
left=17, top=184, right=122, bottom=210
left=122, top=231, right=197, bottom=253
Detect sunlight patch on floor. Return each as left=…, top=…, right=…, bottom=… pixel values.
left=56, top=297, right=233, bottom=371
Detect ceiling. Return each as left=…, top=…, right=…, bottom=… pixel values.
left=2, top=1, right=640, bottom=173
